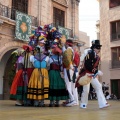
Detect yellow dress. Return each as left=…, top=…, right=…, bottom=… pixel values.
left=27, top=56, right=49, bottom=100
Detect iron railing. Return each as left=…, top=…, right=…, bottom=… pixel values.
left=0, top=3, right=37, bottom=26
left=52, top=23, right=73, bottom=38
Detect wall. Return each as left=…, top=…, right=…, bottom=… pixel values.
left=100, top=0, right=120, bottom=93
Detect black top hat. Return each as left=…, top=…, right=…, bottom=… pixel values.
left=91, top=40, right=102, bottom=49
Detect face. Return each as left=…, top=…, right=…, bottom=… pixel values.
left=65, top=44, right=69, bottom=48
left=38, top=42, right=44, bottom=47
left=94, top=48, right=100, bottom=54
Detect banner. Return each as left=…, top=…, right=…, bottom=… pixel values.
left=15, top=11, right=31, bottom=41
left=58, top=26, right=71, bottom=39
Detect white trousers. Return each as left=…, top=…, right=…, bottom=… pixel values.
left=64, top=68, right=78, bottom=103
left=81, top=77, right=107, bottom=108
left=73, top=71, right=79, bottom=104
left=72, top=82, right=79, bottom=104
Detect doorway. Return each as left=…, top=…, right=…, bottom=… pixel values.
left=3, top=51, right=17, bottom=99
left=111, top=79, right=120, bottom=99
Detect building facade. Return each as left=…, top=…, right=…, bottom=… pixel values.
left=0, top=0, right=80, bottom=99
left=98, top=0, right=120, bottom=99
left=79, top=31, right=90, bottom=66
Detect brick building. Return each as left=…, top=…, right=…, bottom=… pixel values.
left=98, top=0, right=120, bottom=99
left=0, top=0, right=80, bottom=99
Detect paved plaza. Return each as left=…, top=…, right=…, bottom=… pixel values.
left=0, top=100, right=120, bottom=120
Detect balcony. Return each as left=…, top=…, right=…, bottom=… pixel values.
left=0, top=3, right=37, bottom=26
left=110, top=60, right=120, bottom=69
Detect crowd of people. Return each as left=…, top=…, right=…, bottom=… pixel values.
left=10, top=25, right=80, bottom=107
left=9, top=24, right=110, bottom=109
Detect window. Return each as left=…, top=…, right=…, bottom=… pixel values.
left=11, top=0, right=28, bottom=19
left=53, top=7, right=65, bottom=27
left=111, top=21, right=120, bottom=41
left=12, top=0, right=28, bottom=13
left=111, top=47, right=120, bottom=68
left=109, top=0, right=120, bottom=8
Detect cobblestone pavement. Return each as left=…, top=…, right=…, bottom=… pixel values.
left=0, top=100, right=120, bottom=120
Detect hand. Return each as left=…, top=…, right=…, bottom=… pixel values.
left=92, top=68, right=97, bottom=73
left=60, top=72, right=64, bottom=78
left=71, top=67, right=75, bottom=71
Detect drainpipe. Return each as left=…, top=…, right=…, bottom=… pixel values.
left=38, top=0, right=42, bottom=26
left=72, top=0, right=75, bottom=38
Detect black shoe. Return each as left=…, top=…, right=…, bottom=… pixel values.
left=34, top=104, right=39, bottom=107
left=55, top=104, right=59, bottom=107
left=40, top=104, right=45, bottom=107
left=49, top=104, right=54, bottom=107
left=24, top=103, right=32, bottom=107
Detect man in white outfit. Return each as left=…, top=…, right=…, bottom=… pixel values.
left=81, top=74, right=110, bottom=109
left=62, top=39, right=76, bottom=106
left=76, top=40, right=110, bottom=109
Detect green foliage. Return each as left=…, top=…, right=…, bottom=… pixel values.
left=8, top=54, right=18, bottom=86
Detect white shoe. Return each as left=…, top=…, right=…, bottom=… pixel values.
left=66, top=101, right=76, bottom=107
left=74, top=103, right=79, bottom=106
left=15, top=100, right=23, bottom=106
left=99, top=103, right=110, bottom=109
left=80, top=104, right=87, bottom=109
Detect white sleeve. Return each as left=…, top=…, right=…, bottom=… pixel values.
left=62, top=46, right=66, bottom=52
left=45, top=56, right=50, bottom=69
left=21, top=57, right=24, bottom=64
left=19, top=57, right=24, bottom=64
left=80, top=49, right=90, bottom=61
left=49, top=57, right=53, bottom=64
left=30, top=55, right=34, bottom=64
left=45, top=56, right=49, bottom=63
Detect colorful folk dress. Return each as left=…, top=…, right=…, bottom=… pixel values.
left=48, top=54, right=69, bottom=101
left=27, top=53, right=49, bottom=100
left=10, top=54, right=34, bottom=101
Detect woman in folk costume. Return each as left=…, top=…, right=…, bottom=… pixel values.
left=10, top=48, right=25, bottom=105
left=10, top=46, right=34, bottom=106
left=76, top=40, right=110, bottom=109
left=48, top=43, right=69, bottom=107
left=20, top=45, right=34, bottom=106
left=27, top=37, right=49, bottom=107
left=62, top=39, right=77, bottom=106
